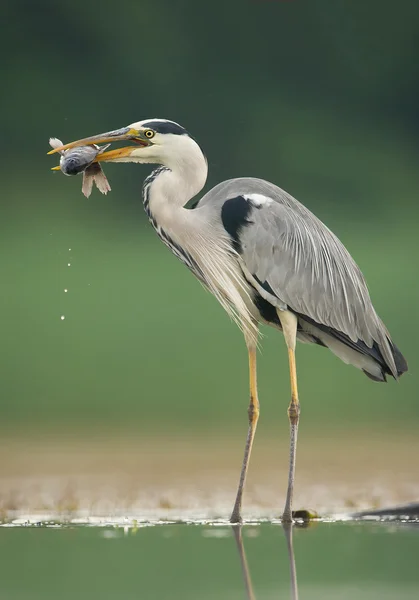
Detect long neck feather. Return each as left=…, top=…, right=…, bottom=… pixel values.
left=141, top=143, right=258, bottom=345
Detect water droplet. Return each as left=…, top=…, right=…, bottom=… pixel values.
left=60, top=315, right=65, bottom=321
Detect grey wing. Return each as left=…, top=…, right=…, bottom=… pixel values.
left=199, top=178, right=399, bottom=377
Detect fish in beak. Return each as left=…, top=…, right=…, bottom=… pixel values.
left=48, top=126, right=149, bottom=164
left=48, top=125, right=152, bottom=197
left=49, top=137, right=111, bottom=198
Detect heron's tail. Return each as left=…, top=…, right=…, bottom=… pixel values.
left=363, top=341, right=408, bottom=382
left=297, top=314, right=408, bottom=382
left=392, top=342, right=409, bottom=376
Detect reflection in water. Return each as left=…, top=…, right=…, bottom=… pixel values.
left=232, top=525, right=256, bottom=600
left=283, top=524, right=299, bottom=600
left=233, top=523, right=299, bottom=600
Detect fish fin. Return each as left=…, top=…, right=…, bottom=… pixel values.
left=49, top=137, right=64, bottom=155
left=93, top=169, right=111, bottom=195
left=82, top=173, right=94, bottom=198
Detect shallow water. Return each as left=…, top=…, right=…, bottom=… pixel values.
left=1, top=521, right=418, bottom=599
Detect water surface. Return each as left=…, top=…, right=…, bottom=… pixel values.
left=1, top=521, right=418, bottom=599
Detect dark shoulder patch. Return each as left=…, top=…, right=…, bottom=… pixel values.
left=141, top=120, right=188, bottom=136
left=221, top=195, right=252, bottom=253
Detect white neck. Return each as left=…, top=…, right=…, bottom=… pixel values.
left=144, top=139, right=208, bottom=231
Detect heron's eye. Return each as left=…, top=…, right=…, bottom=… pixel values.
left=144, top=129, right=155, bottom=139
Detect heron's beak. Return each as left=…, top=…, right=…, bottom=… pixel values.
left=47, top=126, right=149, bottom=157
left=94, top=146, right=141, bottom=163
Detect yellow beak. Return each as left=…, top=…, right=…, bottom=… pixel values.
left=47, top=126, right=143, bottom=155
left=48, top=125, right=151, bottom=170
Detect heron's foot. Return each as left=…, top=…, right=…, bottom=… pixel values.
left=230, top=509, right=243, bottom=524
left=282, top=509, right=293, bottom=523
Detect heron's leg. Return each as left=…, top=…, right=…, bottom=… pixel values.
left=277, top=309, right=299, bottom=523
left=230, top=342, right=259, bottom=524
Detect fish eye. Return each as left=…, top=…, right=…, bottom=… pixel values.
left=144, top=129, right=155, bottom=139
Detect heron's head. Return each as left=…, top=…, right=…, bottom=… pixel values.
left=48, top=119, right=203, bottom=170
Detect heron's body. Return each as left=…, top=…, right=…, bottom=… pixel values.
left=141, top=130, right=405, bottom=383
left=49, top=118, right=407, bottom=522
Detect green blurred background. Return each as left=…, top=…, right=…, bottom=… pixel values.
left=1, top=0, right=418, bottom=439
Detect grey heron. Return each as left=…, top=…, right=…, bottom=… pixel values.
left=49, top=119, right=408, bottom=523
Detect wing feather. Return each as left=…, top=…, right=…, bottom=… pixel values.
left=198, top=177, right=397, bottom=376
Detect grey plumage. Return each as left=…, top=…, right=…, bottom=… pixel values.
left=48, top=122, right=407, bottom=383
left=197, top=177, right=407, bottom=382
